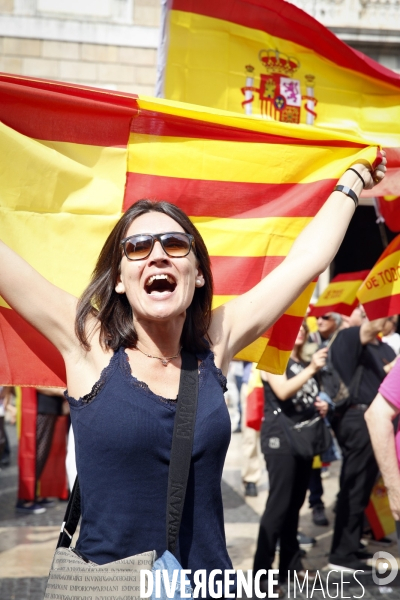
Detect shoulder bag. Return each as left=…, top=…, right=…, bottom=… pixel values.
left=44, top=350, right=198, bottom=600
left=269, top=395, right=332, bottom=460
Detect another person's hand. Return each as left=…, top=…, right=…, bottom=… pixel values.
left=310, top=347, right=328, bottom=373
left=315, top=397, right=329, bottom=418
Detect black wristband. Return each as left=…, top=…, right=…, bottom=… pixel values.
left=346, top=167, right=366, bottom=188
left=334, top=185, right=359, bottom=208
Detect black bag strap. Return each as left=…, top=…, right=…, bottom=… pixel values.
left=57, top=349, right=199, bottom=555
left=166, top=350, right=198, bottom=553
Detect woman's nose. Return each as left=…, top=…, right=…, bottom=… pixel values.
left=149, top=239, right=169, bottom=261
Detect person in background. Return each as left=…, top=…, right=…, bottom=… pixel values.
left=382, top=315, right=400, bottom=355
left=16, top=387, right=68, bottom=514
left=241, top=362, right=263, bottom=497
left=309, top=313, right=342, bottom=347
left=328, top=315, right=396, bottom=572
left=307, top=312, right=342, bottom=527
left=365, top=358, right=400, bottom=520
left=254, top=321, right=329, bottom=595
left=225, top=360, right=243, bottom=433
left=0, top=386, right=15, bottom=466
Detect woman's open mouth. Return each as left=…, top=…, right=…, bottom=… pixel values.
left=145, top=273, right=177, bottom=296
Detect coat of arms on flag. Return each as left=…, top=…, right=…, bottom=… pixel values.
left=241, top=49, right=317, bottom=125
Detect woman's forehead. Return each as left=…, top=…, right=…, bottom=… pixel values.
left=125, top=212, right=184, bottom=236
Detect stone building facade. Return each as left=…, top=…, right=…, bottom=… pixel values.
left=0, top=0, right=160, bottom=95
left=289, top=0, right=400, bottom=72
left=0, top=0, right=398, bottom=93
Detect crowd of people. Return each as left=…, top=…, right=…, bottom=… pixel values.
left=2, top=155, right=398, bottom=597
left=224, top=307, right=399, bottom=594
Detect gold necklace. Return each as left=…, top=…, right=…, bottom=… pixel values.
left=135, top=345, right=181, bottom=366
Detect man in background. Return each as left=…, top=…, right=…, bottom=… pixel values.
left=328, top=315, right=395, bottom=572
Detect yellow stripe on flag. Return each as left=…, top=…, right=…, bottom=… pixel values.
left=358, top=250, right=400, bottom=304
left=285, top=283, right=316, bottom=316
left=1, top=123, right=126, bottom=216
left=0, top=121, right=126, bottom=296
left=192, top=216, right=311, bottom=256
left=128, top=132, right=376, bottom=184
left=257, top=345, right=293, bottom=375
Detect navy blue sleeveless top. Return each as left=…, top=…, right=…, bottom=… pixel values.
left=66, top=346, right=233, bottom=581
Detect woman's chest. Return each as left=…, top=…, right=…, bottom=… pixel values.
left=71, top=372, right=231, bottom=460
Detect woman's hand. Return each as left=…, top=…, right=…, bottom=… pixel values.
left=310, top=347, right=328, bottom=374
left=346, top=150, right=387, bottom=191
left=314, top=397, right=329, bottom=418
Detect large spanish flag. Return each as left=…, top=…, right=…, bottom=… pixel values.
left=0, top=73, right=378, bottom=386
left=158, top=0, right=400, bottom=197
left=357, top=235, right=400, bottom=320
left=309, top=270, right=369, bottom=317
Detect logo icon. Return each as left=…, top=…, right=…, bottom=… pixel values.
left=372, top=551, right=398, bottom=586
left=241, top=48, right=317, bottom=125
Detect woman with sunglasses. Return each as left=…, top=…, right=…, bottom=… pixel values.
left=0, top=158, right=386, bottom=593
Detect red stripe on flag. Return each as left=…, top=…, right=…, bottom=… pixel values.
left=266, top=314, right=304, bottom=351
left=0, top=307, right=66, bottom=386
left=362, top=293, right=400, bottom=321
left=211, top=256, right=284, bottom=295
left=309, top=301, right=359, bottom=318
left=131, top=109, right=368, bottom=148
left=18, top=388, right=36, bottom=501
left=171, top=0, right=400, bottom=91
left=124, top=172, right=331, bottom=217
left=385, top=148, right=400, bottom=167
left=0, top=75, right=138, bottom=146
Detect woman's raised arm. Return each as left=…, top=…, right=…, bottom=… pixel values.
left=0, top=240, right=78, bottom=354
left=210, top=157, right=386, bottom=370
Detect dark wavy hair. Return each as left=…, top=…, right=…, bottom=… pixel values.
left=75, top=200, right=213, bottom=354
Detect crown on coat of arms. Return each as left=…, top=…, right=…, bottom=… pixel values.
left=258, top=49, right=300, bottom=77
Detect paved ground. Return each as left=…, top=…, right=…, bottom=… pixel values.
left=1, top=422, right=400, bottom=599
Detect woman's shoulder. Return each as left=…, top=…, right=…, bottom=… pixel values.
left=64, top=343, right=120, bottom=406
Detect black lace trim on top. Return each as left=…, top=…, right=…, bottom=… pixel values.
left=120, top=349, right=180, bottom=406
left=65, top=346, right=227, bottom=407
left=64, top=351, right=119, bottom=406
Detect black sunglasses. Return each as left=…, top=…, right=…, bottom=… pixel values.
left=120, top=232, right=195, bottom=261
left=318, top=315, right=332, bottom=321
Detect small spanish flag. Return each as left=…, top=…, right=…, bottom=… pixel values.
left=309, top=271, right=369, bottom=317
left=357, top=235, right=400, bottom=320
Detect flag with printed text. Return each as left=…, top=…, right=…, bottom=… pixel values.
left=357, top=235, right=400, bottom=320
left=309, top=271, right=369, bottom=317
